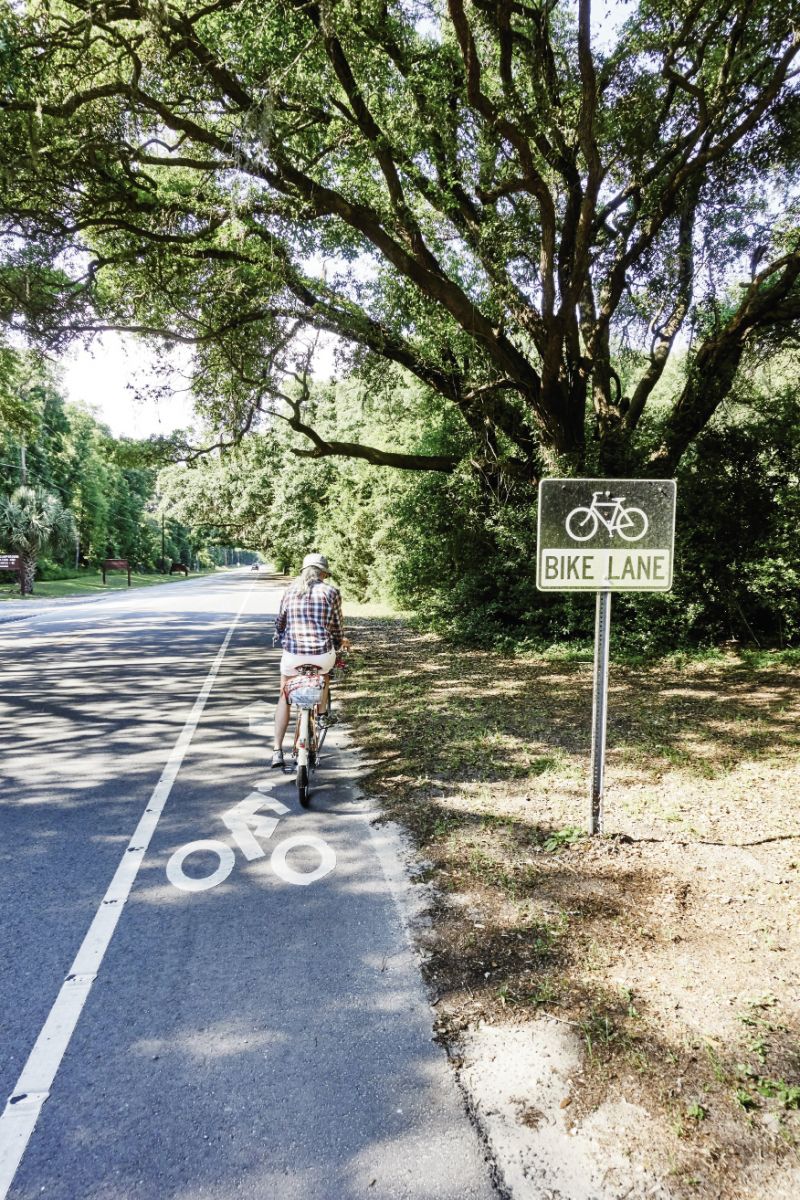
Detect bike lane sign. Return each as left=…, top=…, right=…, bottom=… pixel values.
left=536, top=478, right=676, bottom=591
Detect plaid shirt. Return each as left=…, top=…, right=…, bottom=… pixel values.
left=275, top=580, right=344, bottom=655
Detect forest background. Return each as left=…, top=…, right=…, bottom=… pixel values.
left=3, top=340, right=798, bottom=656
left=0, top=0, right=798, bottom=652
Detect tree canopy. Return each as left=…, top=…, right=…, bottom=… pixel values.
left=0, top=354, right=228, bottom=574
left=1, top=0, right=797, bottom=479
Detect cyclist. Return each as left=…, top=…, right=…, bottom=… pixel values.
left=271, top=552, right=350, bottom=768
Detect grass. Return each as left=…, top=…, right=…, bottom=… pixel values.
left=338, top=604, right=800, bottom=1200
left=344, top=597, right=410, bottom=620
left=0, top=569, right=215, bottom=602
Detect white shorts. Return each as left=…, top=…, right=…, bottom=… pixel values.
left=280, top=649, right=336, bottom=677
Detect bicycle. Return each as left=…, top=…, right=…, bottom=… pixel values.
left=565, top=491, right=648, bottom=542
left=284, top=653, right=347, bottom=808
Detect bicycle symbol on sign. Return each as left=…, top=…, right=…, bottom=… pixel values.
left=565, top=491, right=649, bottom=542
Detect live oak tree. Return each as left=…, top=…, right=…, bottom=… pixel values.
left=1, top=0, right=798, bottom=480
left=157, top=432, right=280, bottom=549
left=0, top=346, right=36, bottom=440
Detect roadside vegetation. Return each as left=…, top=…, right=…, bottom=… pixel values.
left=0, top=569, right=214, bottom=603
left=2, top=0, right=799, bottom=648
left=0, top=360, right=254, bottom=593
left=340, top=604, right=800, bottom=1200
left=159, top=364, right=800, bottom=656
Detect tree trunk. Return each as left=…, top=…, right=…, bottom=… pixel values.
left=598, top=420, right=638, bottom=476
left=536, top=370, right=588, bottom=475
left=21, top=553, right=36, bottom=595
left=649, top=337, right=747, bottom=475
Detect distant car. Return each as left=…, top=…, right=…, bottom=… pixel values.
left=250, top=563, right=260, bottom=571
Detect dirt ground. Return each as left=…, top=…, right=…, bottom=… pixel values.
left=339, top=609, right=800, bottom=1200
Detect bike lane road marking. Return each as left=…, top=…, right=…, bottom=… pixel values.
left=164, top=777, right=340, bottom=891
left=0, top=584, right=253, bottom=1200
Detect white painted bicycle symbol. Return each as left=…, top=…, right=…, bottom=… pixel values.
left=166, top=783, right=336, bottom=892
left=565, top=491, right=649, bottom=542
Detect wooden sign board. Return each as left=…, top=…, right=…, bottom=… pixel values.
left=0, top=553, right=24, bottom=595
left=101, top=558, right=132, bottom=586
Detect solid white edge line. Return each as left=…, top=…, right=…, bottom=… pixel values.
left=0, top=584, right=253, bottom=1199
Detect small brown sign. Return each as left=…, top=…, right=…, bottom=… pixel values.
left=0, top=553, right=24, bottom=594
left=169, top=563, right=189, bottom=577
left=101, top=558, right=132, bottom=586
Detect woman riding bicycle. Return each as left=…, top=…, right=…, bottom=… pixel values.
left=271, top=552, right=350, bottom=769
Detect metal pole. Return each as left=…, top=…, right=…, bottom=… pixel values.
left=589, top=589, right=612, bottom=835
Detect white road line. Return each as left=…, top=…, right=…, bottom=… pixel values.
left=0, top=587, right=252, bottom=1199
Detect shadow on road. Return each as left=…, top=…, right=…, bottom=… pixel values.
left=1, top=589, right=495, bottom=1200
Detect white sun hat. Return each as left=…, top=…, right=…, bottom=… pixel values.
left=302, top=552, right=330, bottom=571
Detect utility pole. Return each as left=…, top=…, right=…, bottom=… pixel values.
left=161, top=514, right=166, bottom=572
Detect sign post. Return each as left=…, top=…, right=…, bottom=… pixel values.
left=537, top=479, right=676, bottom=834
left=589, top=589, right=612, bottom=833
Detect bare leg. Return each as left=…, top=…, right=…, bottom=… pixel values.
left=274, top=675, right=291, bottom=749
left=320, top=673, right=331, bottom=717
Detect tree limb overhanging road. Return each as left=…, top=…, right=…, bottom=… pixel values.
left=0, top=572, right=498, bottom=1200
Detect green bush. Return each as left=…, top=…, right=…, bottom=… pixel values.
left=161, top=367, right=800, bottom=655
left=314, top=384, right=800, bottom=653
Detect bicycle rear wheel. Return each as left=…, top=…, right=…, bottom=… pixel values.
left=565, top=506, right=598, bottom=541
left=296, top=762, right=310, bottom=808
left=295, top=708, right=315, bottom=808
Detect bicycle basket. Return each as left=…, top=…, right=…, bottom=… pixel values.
left=285, top=672, right=325, bottom=709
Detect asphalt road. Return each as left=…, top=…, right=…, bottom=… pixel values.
left=0, top=571, right=499, bottom=1200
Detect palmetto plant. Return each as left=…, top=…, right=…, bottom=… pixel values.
left=0, top=486, right=76, bottom=594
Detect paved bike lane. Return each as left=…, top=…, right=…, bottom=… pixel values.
left=1, top=575, right=499, bottom=1199
left=0, top=579, right=242, bottom=1115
